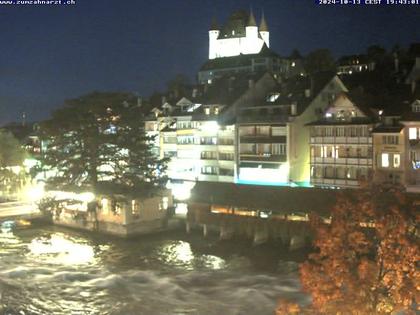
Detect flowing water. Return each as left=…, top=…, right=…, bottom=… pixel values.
left=0, top=225, right=309, bottom=315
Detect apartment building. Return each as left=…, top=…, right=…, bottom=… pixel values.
left=309, top=92, right=376, bottom=188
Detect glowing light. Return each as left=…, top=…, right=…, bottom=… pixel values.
left=47, top=191, right=95, bottom=203
left=167, top=181, right=195, bottom=201
left=24, top=182, right=45, bottom=202
left=238, top=163, right=290, bottom=184
left=175, top=203, right=188, bottom=215
left=200, top=121, right=219, bottom=132
left=28, top=233, right=95, bottom=265
left=80, top=192, right=95, bottom=203
left=23, top=158, right=38, bottom=169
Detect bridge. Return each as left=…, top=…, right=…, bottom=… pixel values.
left=0, top=201, right=43, bottom=222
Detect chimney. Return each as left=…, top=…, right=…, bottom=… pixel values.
left=248, top=79, right=255, bottom=89
left=412, top=80, right=417, bottom=94
left=192, top=88, right=198, bottom=98
left=161, top=96, right=167, bottom=105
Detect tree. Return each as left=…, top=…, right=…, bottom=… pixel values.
left=277, top=184, right=419, bottom=314
left=166, top=74, right=190, bottom=99
left=38, top=92, right=168, bottom=193
left=0, top=130, right=27, bottom=196
left=304, top=49, right=336, bottom=75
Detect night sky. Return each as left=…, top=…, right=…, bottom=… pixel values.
left=0, top=0, right=419, bottom=124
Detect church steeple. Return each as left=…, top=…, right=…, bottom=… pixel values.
left=247, top=9, right=257, bottom=27
left=259, top=12, right=269, bottom=32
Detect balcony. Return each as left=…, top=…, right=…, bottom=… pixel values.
left=310, top=136, right=372, bottom=145
left=240, top=135, right=286, bottom=144
left=240, top=154, right=287, bottom=162
left=311, top=156, right=372, bottom=166
left=311, top=178, right=359, bottom=187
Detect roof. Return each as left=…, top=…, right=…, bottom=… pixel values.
left=196, top=72, right=267, bottom=106
left=272, top=71, right=337, bottom=115
left=259, top=13, right=268, bottom=32
left=188, top=181, right=338, bottom=216
left=372, top=124, right=404, bottom=133
left=218, top=10, right=250, bottom=39
left=210, top=17, right=219, bottom=30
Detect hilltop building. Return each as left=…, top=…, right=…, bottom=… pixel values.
left=208, top=10, right=269, bottom=60
left=198, top=10, right=303, bottom=84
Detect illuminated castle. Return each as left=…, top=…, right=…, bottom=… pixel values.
left=208, top=10, right=269, bottom=59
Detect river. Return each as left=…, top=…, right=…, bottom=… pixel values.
left=0, top=224, right=309, bottom=315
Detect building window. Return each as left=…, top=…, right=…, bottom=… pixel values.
left=201, top=166, right=218, bottom=175
left=214, top=107, right=219, bottom=115
left=382, top=135, right=399, bottom=145
left=272, top=143, right=286, bottom=155
left=204, top=107, right=210, bottom=115
left=412, top=103, right=420, bottom=112
left=409, top=128, right=417, bottom=140
left=381, top=153, right=389, bottom=168
left=393, top=154, right=400, bottom=168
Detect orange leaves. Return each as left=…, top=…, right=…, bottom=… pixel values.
left=295, top=184, right=419, bottom=315
left=275, top=299, right=302, bottom=315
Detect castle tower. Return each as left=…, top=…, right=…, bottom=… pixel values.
left=209, top=17, right=220, bottom=59
left=245, top=10, right=258, bottom=54
left=259, top=12, right=269, bottom=48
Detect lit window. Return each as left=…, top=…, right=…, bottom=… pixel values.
left=381, top=153, right=389, bottom=167
left=204, top=107, right=210, bottom=115
left=291, top=62, right=296, bottom=67
left=409, top=128, right=417, bottom=140
left=393, top=154, right=400, bottom=168
left=214, top=107, right=219, bottom=115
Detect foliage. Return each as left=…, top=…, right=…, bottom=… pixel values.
left=277, top=184, right=419, bottom=315
left=0, top=130, right=26, bottom=168
left=0, top=130, right=27, bottom=195
left=304, top=49, right=336, bottom=75
left=38, top=92, right=169, bottom=193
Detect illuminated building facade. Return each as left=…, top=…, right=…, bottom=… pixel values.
left=208, top=10, right=269, bottom=60
left=372, top=118, right=405, bottom=186
left=199, top=10, right=300, bottom=85
left=337, top=54, right=376, bottom=75
left=309, top=92, right=375, bottom=188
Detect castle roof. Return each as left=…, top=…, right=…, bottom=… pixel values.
left=210, top=17, right=219, bottom=31
left=217, top=10, right=250, bottom=39
left=259, top=13, right=268, bottom=32
left=247, top=10, right=257, bottom=27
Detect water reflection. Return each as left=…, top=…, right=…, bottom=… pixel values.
left=0, top=226, right=306, bottom=315
left=159, top=240, right=226, bottom=270
left=27, top=233, right=96, bottom=265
